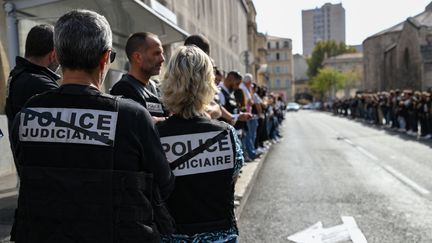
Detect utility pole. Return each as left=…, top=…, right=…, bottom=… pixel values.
left=4, top=2, right=19, bottom=68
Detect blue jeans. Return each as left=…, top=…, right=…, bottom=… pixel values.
left=243, top=118, right=258, bottom=159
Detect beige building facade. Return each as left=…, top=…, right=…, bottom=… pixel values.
left=363, top=2, right=432, bottom=92
left=245, top=0, right=268, bottom=86
left=266, top=36, right=294, bottom=100
left=0, top=0, right=250, bottom=114
left=255, top=33, right=268, bottom=87
left=293, top=54, right=311, bottom=102
left=302, top=3, right=345, bottom=57
left=323, top=52, right=364, bottom=97
left=154, top=0, right=249, bottom=73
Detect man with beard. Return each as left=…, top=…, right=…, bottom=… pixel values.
left=5, top=24, right=60, bottom=132
left=110, top=32, right=168, bottom=123
left=218, top=71, right=252, bottom=126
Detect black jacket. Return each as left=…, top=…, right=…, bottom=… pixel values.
left=110, top=74, right=168, bottom=117
left=5, top=56, right=60, bottom=131
left=157, top=115, right=238, bottom=235
left=10, top=84, right=175, bottom=243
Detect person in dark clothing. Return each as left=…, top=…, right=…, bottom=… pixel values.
left=110, top=32, right=168, bottom=122
left=157, top=45, right=244, bottom=242
left=9, top=10, right=174, bottom=243
left=5, top=24, right=60, bottom=132
left=184, top=34, right=210, bottom=55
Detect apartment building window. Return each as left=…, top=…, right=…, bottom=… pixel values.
left=268, top=42, right=271, bottom=49
left=267, top=53, right=272, bottom=61
left=276, top=79, right=281, bottom=88
left=276, top=53, right=280, bottom=60
left=276, top=66, right=280, bottom=73
left=284, top=41, right=289, bottom=48
left=276, top=41, right=279, bottom=49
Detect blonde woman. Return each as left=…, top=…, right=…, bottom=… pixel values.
left=157, top=45, right=244, bottom=243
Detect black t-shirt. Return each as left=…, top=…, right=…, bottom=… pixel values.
left=11, top=84, right=174, bottom=198
left=110, top=74, right=169, bottom=117
left=5, top=56, right=60, bottom=129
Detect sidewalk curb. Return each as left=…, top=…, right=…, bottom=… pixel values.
left=235, top=144, right=273, bottom=221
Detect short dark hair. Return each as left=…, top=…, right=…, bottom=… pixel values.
left=227, top=71, right=242, bottom=81
left=25, top=24, right=54, bottom=58
left=184, top=34, right=210, bottom=55
left=125, top=32, right=157, bottom=61
left=215, top=67, right=223, bottom=77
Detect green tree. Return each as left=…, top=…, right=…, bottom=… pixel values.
left=306, top=40, right=356, bottom=78
left=309, top=68, right=346, bottom=99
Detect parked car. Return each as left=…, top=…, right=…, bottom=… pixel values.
left=302, top=103, right=314, bottom=110
left=312, top=102, right=323, bottom=110
left=286, top=102, right=300, bottom=112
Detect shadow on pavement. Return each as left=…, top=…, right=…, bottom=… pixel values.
left=0, top=194, right=17, bottom=240
left=330, top=113, right=432, bottom=149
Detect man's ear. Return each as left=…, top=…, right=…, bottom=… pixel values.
left=49, top=50, right=57, bottom=63
left=132, top=51, right=142, bottom=64
left=99, top=50, right=110, bottom=69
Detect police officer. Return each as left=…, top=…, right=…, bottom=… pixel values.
left=110, top=32, right=168, bottom=123
left=157, top=45, right=244, bottom=242
left=5, top=24, right=60, bottom=132
left=219, top=71, right=252, bottom=127
left=9, top=10, right=174, bottom=243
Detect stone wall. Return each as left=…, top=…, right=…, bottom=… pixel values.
left=363, top=31, right=400, bottom=91
left=419, top=27, right=432, bottom=90
left=395, top=20, right=422, bottom=90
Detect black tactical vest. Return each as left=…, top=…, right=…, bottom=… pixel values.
left=157, top=115, right=238, bottom=235
left=220, top=88, right=239, bottom=116
left=111, top=74, right=167, bottom=117
left=13, top=86, right=159, bottom=243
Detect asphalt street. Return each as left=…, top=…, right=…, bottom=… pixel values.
left=239, top=110, right=432, bottom=243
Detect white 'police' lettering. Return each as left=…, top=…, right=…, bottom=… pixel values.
left=146, top=102, right=163, bottom=114
left=160, top=131, right=234, bottom=176
left=19, top=108, right=118, bottom=146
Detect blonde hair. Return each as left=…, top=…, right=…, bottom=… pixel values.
left=161, top=46, right=217, bottom=119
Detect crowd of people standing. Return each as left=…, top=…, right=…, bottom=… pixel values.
left=331, top=90, right=432, bottom=139
left=4, top=9, right=286, bottom=243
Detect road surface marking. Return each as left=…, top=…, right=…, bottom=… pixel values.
left=342, top=216, right=368, bottom=243
left=341, top=139, right=430, bottom=197
left=344, top=138, right=354, bottom=145
left=287, top=216, right=367, bottom=243
left=356, top=147, right=378, bottom=161
left=384, top=165, right=430, bottom=195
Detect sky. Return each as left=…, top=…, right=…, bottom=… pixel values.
left=252, top=0, right=432, bottom=54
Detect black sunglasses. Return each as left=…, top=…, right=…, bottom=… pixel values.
left=109, top=48, right=116, bottom=63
